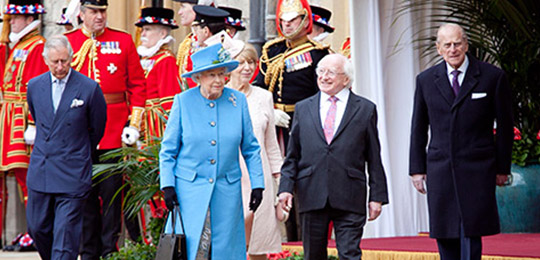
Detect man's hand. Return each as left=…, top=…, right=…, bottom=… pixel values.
left=24, top=125, right=36, bottom=145
left=368, top=201, right=382, bottom=221
left=278, top=192, right=293, bottom=212
left=121, top=126, right=140, bottom=145
left=496, top=174, right=510, bottom=186
left=411, top=174, right=427, bottom=194
left=163, top=187, right=178, bottom=211
left=274, top=109, right=291, bottom=128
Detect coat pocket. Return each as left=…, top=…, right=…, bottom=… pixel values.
left=174, top=165, right=197, bottom=182
left=297, top=167, right=313, bottom=180
left=226, top=168, right=242, bottom=184
left=347, top=168, right=366, bottom=181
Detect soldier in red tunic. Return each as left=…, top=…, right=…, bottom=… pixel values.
left=0, top=0, right=48, bottom=214
left=64, top=0, right=146, bottom=258
left=136, top=7, right=181, bottom=146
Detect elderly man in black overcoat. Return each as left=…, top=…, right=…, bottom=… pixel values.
left=409, top=23, right=513, bottom=260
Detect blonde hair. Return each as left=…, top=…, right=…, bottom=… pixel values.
left=235, top=43, right=259, bottom=63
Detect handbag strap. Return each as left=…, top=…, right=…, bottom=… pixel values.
left=169, top=204, right=185, bottom=235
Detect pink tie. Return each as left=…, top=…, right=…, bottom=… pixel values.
left=323, top=96, right=338, bottom=144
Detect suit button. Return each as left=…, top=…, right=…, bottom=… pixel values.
left=209, top=178, right=214, bottom=183
left=210, top=121, right=216, bottom=127
left=209, top=102, right=215, bottom=108
left=210, top=140, right=216, bottom=146
left=210, top=159, right=216, bottom=164
left=277, top=98, right=282, bottom=102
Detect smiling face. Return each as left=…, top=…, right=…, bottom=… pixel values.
left=196, top=67, right=227, bottom=100
left=436, top=24, right=469, bottom=69
left=316, top=55, right=350, bottom=96
left=80, top=7, right=107, bottom=33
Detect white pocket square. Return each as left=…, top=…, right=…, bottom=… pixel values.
left=471, top=93, right=487, bottom=99
left=70, top=99, right=84, bottom=108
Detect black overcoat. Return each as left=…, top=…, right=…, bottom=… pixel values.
left=409, top=55, right=513, bottom=238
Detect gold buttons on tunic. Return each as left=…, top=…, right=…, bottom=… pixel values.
left=210, top=121, right=216, bottom=127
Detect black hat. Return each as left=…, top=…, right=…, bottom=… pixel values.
left=192, top=5, right=229, bottom=26
left=219, top=6, right=245, bottom=31
left=310, top=5, right=334, bottom=33
left=173, top=0, right=197, bottom=3
left=4, top=0, right=45, bottom=15
left=81, top=0, right=108, bottom=9
left=135, top=7, right=179, bottom=29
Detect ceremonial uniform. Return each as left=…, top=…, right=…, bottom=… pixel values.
left=176, top=32, right=197, bottom=90
left=65, top=24, right=146, bottom=259
left=65, top=27, right=146, bottom=149
left=136, top=6, right=182, bottom=145
left=0, top=30, right=48, bottom=199
left=341, top=36, right=351, bottom=59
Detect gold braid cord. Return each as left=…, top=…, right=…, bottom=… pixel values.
left=176, top=33, right=193, bottom=77
left=260, top=38, right=329, bottom=94
left=71, top=38, right=95, bottom=74
left=129, top=106, right=145, bottom=130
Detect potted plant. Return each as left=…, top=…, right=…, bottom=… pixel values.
left=398, top=0, right=540, bottom=232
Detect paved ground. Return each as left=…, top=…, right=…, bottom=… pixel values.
left=0, top=251, right=40, bottom=259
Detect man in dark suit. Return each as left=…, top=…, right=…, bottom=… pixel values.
left=278, top=53, right=389, bottom=260
left=25, top=35, right=107, bottom=260
left=409, top=23, right=513, bottom=260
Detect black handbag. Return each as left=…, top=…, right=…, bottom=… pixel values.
left=155, top=205, right=187, bottom=260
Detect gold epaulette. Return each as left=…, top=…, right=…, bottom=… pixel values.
left=63, top=27, right=78, bottom=35
left=176, top=33, right=193, bottom=76
left=259, top=37, right=286, bottom=79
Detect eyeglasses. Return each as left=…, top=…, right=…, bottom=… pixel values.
left=316, top=68, right=345, bottom=78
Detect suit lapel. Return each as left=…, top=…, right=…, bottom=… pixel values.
left=433, top=61, right=455, bottom=106
left=51, top=73, right=80, bottom=128
left=332, top=93, right=360, bottom=143
left=307, top=92, right=326, bottom=143
left=452, top=55, right=480, bottom=110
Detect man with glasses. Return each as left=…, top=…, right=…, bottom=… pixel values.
left=278, top=53, right=388, bottom=259
left=254, top=0, right=330, bottom=242
left=409, top=23, right=513, bottom=260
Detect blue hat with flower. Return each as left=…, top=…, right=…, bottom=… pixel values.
left=182, top=43, right=239, bottom=79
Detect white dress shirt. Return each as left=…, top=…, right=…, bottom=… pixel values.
left=51, top=69, right=72, bottom=113
left=320, top=87, right=350, bottom=136
left=446, top=55, right=469, bottom=88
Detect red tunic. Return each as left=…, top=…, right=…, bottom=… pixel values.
left=141, top=48, right=181, bottom=145
left=0, top=31, right=48, bottom=171
left=65, top=27, right=146, bottom=149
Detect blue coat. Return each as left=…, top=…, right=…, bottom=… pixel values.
left=160, top=87, right=264, bottom=260
left=27, top=70, right=107, bottom=194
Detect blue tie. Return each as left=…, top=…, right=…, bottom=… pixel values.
left=52, top=79, right=64, bottom=113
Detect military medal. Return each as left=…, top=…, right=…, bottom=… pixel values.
left=107, top=63, right=118, bottom=74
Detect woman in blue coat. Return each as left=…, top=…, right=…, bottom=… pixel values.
left=159, top=43, right=265, bottom=260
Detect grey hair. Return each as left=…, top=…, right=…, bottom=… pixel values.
left=191, top=73, right=201, bottom=84
left=342, top=56, right=354, bottom=88
left=42, top=35, right=74, bottom=60
left=436, top=23, right=468, bottom=43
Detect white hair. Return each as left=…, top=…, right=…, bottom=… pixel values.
left=436, top=23, right=468, bottom=43
left=42, top=35, right=73, bottom=60
left=342, top=56, right=354, bottom=88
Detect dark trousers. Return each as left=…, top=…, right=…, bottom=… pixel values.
left=81, top=150, right=123, bottom=260
left=436, top=224, right=482, bottom=260
left=26, top=189, right=87, bottom=260
left=301, top=203, right=366, bottom=260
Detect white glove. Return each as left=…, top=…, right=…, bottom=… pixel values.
left=24, top=125, right=36, bottom=145
left=274, top=109, right=291, bottom=128
left=121, top=126, right=140, bottom=145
